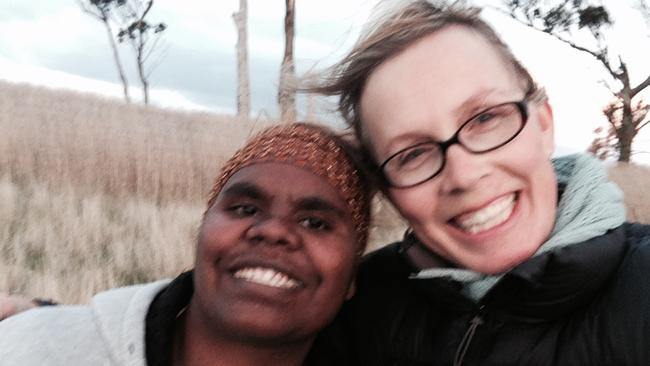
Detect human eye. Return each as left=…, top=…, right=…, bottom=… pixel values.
left=466, top=104, right=514, bottom=132
left=473, top=109, right=502, bottom=127
left=229, top=203, right=258, bottom=217
left=395, top=145, right=434, bottom=169
left=299, top=216, right=332, bottom=231
left=476, top=111, right=496, bottom=124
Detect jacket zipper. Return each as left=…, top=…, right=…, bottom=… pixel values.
left=453, top=307, right=484, bottom=366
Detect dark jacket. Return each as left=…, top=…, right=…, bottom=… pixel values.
left=309, top=223, right=650, bottom=366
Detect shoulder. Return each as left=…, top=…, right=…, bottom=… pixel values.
left=91, top=279, right=172, bottom=363
left=615, top=223, right=650, bottom=276
left=0, top=304, right=93, bottom=330
left=91, top=279, right=171, bottom=317
left=0, top=305, right=109, bottom=365
left=0, top=280, right=171, bottom=366
left=592, top=223, right=650, bottom=362
left=614, top=222, right=650, bottom=274
left=623, top=222, right=650, bottom=248
left=596, top=223, right=650, bottom=305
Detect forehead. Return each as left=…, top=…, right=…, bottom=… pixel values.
left=218, top=162, right=347, bottom=207
left=360, top=25, right=521, bottom=155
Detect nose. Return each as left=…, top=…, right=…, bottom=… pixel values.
left=439, top=144, right=488, bottom=194
left=246, top=216, right=301, bottom=249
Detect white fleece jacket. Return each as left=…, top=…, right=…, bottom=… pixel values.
left=0, top=280, right=171, bottom=366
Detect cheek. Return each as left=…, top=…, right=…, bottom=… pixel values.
left=531, top=159, right=558, bottom=219
left=507, top=129, right=558, bottom=229
left=388, top=185, right=438, bottom=227
left=502, top=119, right=555, bottom=182
left=195, top=214, right=243, bottom=264
left=308, top=238, right=357, bottom=286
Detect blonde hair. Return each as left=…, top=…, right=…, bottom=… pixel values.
left=307, top=0, right=545, bottom=143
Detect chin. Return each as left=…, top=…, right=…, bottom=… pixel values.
left=476, top=246, right=540, bottom=274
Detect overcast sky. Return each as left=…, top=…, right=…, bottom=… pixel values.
left=2, top=0, right=650, bottom=161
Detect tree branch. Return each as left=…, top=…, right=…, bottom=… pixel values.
left=77, top=0, right=105, bottom=22
left=637, top=119, right=650, bottom=131
left=631, top=74, right=650, bottom=97
left=139, top=0, right=153, bottom=22
left=539, top=32, right=618, bottom=80
left=493, top=5, right=620, bottom=81
left=605, top=112, right=619, bottom=130
left=597, top=78, right=618, bottom=96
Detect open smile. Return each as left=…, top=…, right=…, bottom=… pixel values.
left=451, top=193, right=518, bottom=234
left=233, top=266, right=302, bottom=289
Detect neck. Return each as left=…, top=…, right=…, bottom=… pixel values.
left=173, top=301, right=312, bottom=366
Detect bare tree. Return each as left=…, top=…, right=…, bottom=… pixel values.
left=278, top=0, right=296, bottom=123
left=503, top=0, right=650, bottom=162
left=590, top=98, right=650, bottom=160
left=232, top=0, right=250, bottom=119
left=115, top=0, right=167, bottom=105
left=78, top=0, right=131, bottom=103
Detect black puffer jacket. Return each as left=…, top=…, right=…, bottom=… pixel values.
left=309, top=223, right=650, bottom=366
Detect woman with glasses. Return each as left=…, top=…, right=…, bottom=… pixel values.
left=308, top=1, right=650, bottom=365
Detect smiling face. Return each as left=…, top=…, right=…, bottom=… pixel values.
left=360, top=26, right=557, bottom=274
left=192, top=162, right=358, bottom=344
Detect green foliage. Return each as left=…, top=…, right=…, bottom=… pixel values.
left=543, top=5, right=573, bottom=32
left=83, top=0, right=126, bottom=19
left=505, top=0, right=611, bottom=35
left=578, top=6, right=611, bottom=29
left=117, top=20, right=166, bottom=43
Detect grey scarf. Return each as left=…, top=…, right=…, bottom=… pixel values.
left=411, top=154, right=626, bottom=301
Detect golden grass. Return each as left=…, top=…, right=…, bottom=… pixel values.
left=0, top=81, right=276, bottom=205
left=608, top=163, right=650, bottom=223
left=0, top=175, right=198, bottom=303
left=0, top=81, right=405, bottom=303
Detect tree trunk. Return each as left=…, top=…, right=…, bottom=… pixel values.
left=232, top=0, right=250, bottom=119
left=617, top=77, right=634, bottom=162
left=102, top=15, right=130, bottom=103
left=278, top=0, right=296, bottom=123
left=137, top=36, right=149, bottom=105
left=618, top=101, right=634, bottom=162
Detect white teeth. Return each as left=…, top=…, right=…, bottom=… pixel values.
left=454, top=194, right=516, bottom=234
left=233, top=267, right=301, bottom=289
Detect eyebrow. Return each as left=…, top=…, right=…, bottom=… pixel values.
left=296, top=197, right=347, bottom=219
left=219, top=182, right=267, bottom=201
left=452, top=89, right=495, bottom=118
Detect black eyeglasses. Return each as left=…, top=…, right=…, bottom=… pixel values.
left=380, top=97, right=530, bottom=188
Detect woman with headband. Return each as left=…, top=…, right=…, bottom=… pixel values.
left=0, top=123, right=372, bottom=366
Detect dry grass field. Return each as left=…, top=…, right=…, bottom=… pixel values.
left=1, top=79, right=649, bottom=303
left=0, top=81, right=405, bottom=303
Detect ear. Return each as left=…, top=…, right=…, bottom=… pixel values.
left=535, top=100, right=555, bottom=158
left=345, top=279, right=357, bottom=300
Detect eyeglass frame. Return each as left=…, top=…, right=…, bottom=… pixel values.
left=379, top=95, right=531, bottom=189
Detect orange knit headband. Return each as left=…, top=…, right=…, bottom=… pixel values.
left=207, top=123, right=371, bottom=248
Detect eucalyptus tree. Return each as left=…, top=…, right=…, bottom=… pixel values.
left=503, top=0, right=650, bottom=162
